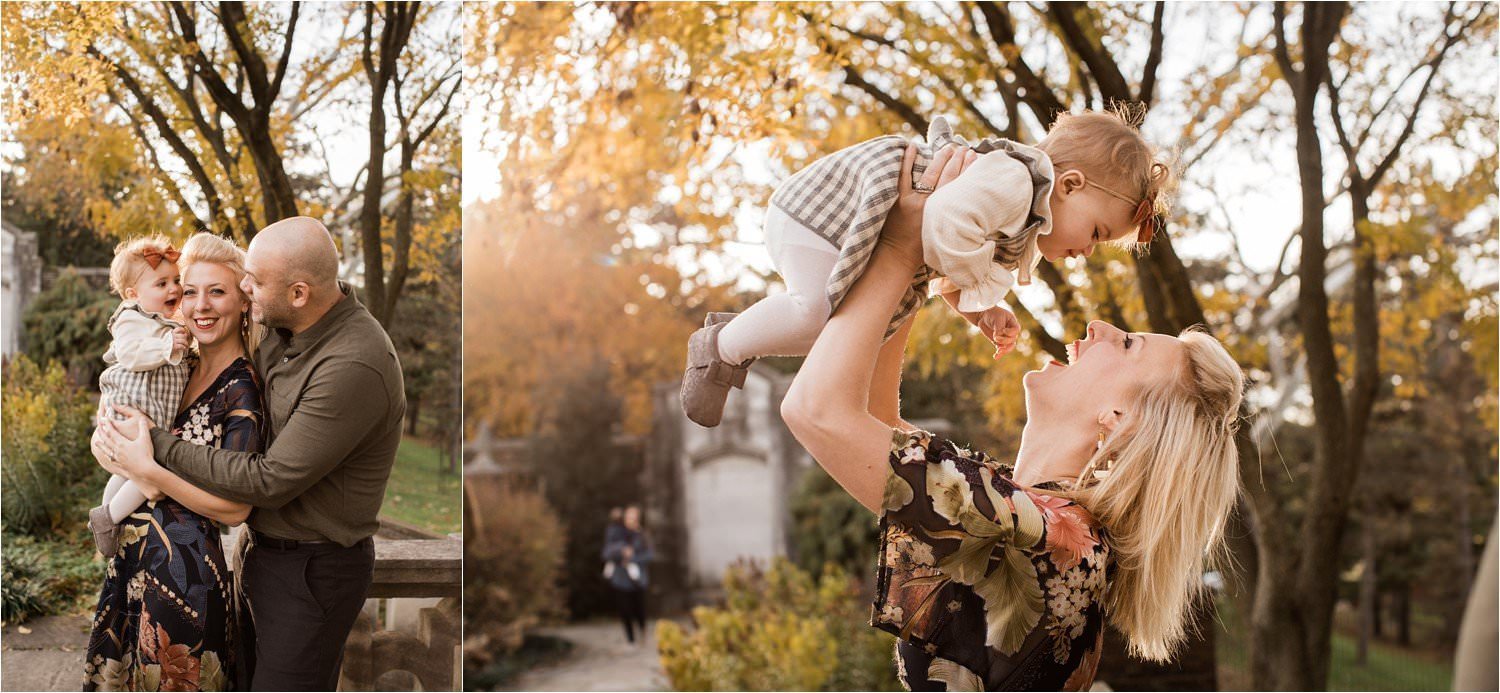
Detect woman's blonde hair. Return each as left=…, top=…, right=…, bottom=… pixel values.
left=1037, top=104, right=1177, bottom=245
left=179, top=232, right=263, bottom=356
left=108, top=235, right=178, bottom=297
left=1063, top=327, right=1243, bottom=662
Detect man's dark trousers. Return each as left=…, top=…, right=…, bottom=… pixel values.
left=242, top=534, right=375, bottom=691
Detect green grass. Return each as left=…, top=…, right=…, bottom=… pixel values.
left=1326, top=629, right=1452, bottom=691
left=1215, top=594, right=1454, bottom=691
left=381, top=437, right=461, bottom=535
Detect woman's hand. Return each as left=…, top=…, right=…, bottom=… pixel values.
left=878, top=143, right=978, bottom=269
left=95, top=410, right=164, bottom=492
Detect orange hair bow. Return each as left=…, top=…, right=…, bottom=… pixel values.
left=140, top=245, right=181, bottom=269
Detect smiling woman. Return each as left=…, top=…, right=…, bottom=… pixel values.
left=84, top=231, right=265, bottom=692
left=779, top=153, right=1245, bottom=690
left=180, top=233, right=263, bottom=359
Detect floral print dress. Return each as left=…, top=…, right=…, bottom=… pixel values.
left=86, top=357, right=263, bottom=692
left=873, top=430, right=1110, bottom=691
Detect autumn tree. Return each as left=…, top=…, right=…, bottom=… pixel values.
left=2, top=1, right=459, bottom=325
left=466, top=3, right=1497, bottom=688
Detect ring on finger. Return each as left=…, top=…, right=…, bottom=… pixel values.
left=912, top=181, right=935, bottom=194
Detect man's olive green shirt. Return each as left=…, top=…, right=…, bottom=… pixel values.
left=151, top=284, right=406, bottom=547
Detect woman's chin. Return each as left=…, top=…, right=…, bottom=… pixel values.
left=189, top=320, right=232, bottom=347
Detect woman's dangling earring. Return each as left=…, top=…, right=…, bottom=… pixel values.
left=1089, top=428, right=1114, bottom=481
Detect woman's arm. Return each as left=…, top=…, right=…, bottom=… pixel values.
left=866, top=314, right=917, bottom=431
left=782, top=144, right=963, bottom=513
left=94, top=418, right=251, bottom=525
left=782, top=248, right=924, bottom=512
left=150, top=468, right=252, bottom=525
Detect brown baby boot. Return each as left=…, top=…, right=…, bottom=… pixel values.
left=680, top=312, right=754, bottom=427
left=88, top=504, right=120, bottom=558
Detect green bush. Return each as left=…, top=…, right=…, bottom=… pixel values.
left=790, top=469, right=881, bottom=579
left=1, top=543, right=48, bottom=624
left=20, top=268, right=115, bottom=387
left=2, top=354, right=103, bottom=536
left=462, top=477, right=567, bottom=677
left=657, top=559, right=902, bottom=691
left=2, top=535, right=102, bottom=624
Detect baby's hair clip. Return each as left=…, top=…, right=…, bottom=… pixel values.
left=1133, top=192, right=1159, bottom=244
left=141, top=245, right=180, bottom=269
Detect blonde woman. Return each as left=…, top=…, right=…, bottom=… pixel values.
left=86, top=232, right=264, bottom=691
left=781, top=147, right=1243, bottom=691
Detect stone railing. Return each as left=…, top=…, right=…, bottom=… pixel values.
left=226, top=518, right=462, bottom=691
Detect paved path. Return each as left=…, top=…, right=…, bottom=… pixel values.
left=1, top=615, right=91, bottom=692
left=507, top=620, right=671, bottom=692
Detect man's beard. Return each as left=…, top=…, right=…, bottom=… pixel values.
left=252, top=301, right=291, bottom=330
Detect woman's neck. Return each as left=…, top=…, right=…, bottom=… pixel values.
left=197, top=336, right=247, bottom=376
left=1012, top=417, right=1094, bottom=487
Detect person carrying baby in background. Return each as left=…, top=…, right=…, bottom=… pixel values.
left=681, top=105, right=1174, bottom=428
left=87, top=235, right=193, bottom=557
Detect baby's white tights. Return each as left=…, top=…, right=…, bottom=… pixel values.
left=717, top=207, right=840, bottom=365
left=102, top=474, right=149, bottom=523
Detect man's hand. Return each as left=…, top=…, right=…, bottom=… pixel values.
left=977, top=305, right=1022, bottom=358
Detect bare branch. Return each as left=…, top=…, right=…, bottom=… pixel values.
left=92, top=45, right=227, bottom=231
left=217, top=2, right=271, bottom=105
left=268, top=2, right=301, bottom=99
left=972, top=2, right=1068, bottom=122
left=1366, top=3, right=1473, bottom=187
left=1046, top=2, right=1132, bottom=101
left=818, top=13, right=1006, bottom=136
left=1271, top=2, right=1299, bottom=89
left=111, top=87, right=207, bottom=230
left=1139, top=2, right=1166, bottom=104
left=807, top=25, right=928, bottom=131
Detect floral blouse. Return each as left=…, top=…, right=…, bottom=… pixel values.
left=873, top=430, right=1110, bottom=691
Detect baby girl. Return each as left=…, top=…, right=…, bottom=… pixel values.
left=682, top=108, right=1171, bottom=427
left=87, top=236, right=192, bottom=557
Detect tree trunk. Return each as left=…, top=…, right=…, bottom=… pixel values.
left=1249, top=555, right=1319, bottom=689
left=1451, top=452, right=1476, bottom=644
left=360, top=24, right=391, bottom=325
left=1249, top=4, right=1351, bottom=688
left=1373, top=586, right=1384, bottom=639
left=1357, top=522, right=1376, bottom=664
left=245, top=118, right=300, bottom=225
left=359, top=2, right=418, bottom=326
left=1395, top=583, right=1411, bottom=647
left=385, top=144, right=417, bottom=321
left=407, top=394, right=421, bottom=435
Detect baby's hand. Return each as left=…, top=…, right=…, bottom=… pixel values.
left=170, top=327, right=191, bottom=357
left=977, top=306, right=1021, bottom=358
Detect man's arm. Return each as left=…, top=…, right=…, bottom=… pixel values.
left=148, top=361, right=389, bottom=508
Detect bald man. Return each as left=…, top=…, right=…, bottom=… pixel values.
left=98, top=216, right=406, bottom=690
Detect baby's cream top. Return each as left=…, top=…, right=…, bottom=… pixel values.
left=922, top=142, right=1055, bottom=313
